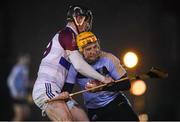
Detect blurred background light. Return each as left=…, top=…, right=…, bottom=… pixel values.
left=139, top=113, right=149, bottom=122
left=130, top=80, right=147, bottom=96
left=123, top=52, right=138, bottom=68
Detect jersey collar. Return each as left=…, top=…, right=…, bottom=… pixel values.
left=66, top=24, right=78, bottom=35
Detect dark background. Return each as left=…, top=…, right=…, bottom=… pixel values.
left=0, top=0, right=179, bottom=120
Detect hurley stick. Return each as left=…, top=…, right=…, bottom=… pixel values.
left=46, top=67, right=168, bottom=103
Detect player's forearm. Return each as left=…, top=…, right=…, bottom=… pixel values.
left=103, top=74, right=131, bottom=92
left=104, top=79, right=131, bottom=92
left=68, top=51, right=105, bottom=81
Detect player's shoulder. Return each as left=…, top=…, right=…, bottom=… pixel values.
left=58, top=27, right=74, bottom=37
left=101, top=51, right=119, bottom=61
left=100, top=51, right=121, bottom=65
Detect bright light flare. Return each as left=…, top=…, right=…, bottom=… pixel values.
left=139, top=113, right=148, bottom=122
left=123, top=52, right=138, bottom=68
left=130, top=80, right=147, bottom=96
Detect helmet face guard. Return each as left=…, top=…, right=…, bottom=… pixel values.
left=67, top=5, right=93, bottom=31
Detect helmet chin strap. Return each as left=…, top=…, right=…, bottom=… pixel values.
left=73, top=16, right=85, bottom=34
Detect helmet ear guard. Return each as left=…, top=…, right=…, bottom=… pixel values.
left=76, top=31, right=98, bottom=52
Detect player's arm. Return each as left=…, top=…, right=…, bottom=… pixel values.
left=7, top=68, right=19, bottom=97
left=59, top=30, right=112, bottom=84
left=62, top=65, right=77, bottom=93
left=104, top=55, right=131, bottom=91
left=88, top=53, right=130, bottom=92
left=68, top=50, right=106, bottom=82
left=103, top=74, right=131, bottom=92
left=56, top=65, right=77, bottom=101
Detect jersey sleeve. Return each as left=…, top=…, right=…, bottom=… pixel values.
left=107, top=54, right=127, bottom=80
left=65, top=65, right=78, bottom=84
left=58, top=29, right=78, bottom=51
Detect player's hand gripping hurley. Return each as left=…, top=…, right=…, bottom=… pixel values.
left=45, top=67, right=168, bottom=103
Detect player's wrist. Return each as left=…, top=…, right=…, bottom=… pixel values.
left=100, top=76, right=106, bottom=82
left=102, top=76, right=114, bottom=84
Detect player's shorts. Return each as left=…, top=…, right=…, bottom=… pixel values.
left=32, top=81, right=77, bottom=116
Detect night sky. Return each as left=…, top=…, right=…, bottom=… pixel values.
left=0, top=0, right=179, bottom=120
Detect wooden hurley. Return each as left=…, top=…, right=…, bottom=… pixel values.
left=45, top=67, right=168, bottom=103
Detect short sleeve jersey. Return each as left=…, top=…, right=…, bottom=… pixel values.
left=36, top=26, right=78, bottom=89
left=66, top=51, right=128, bottom=109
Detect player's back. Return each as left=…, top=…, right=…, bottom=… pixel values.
left=36, top=27, right=77, bottom=89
